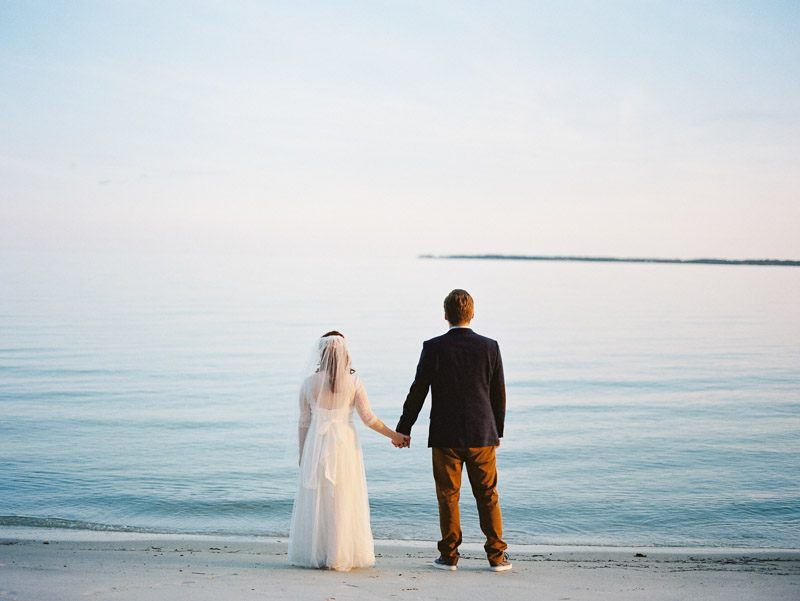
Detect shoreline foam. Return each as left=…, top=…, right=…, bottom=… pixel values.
left=2, top=526, right=798, bottom=554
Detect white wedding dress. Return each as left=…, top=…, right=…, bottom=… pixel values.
left=288, top=371, right=377, bottom=570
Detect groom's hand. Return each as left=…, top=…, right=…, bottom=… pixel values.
left=393, top=434, right=411, bottom=448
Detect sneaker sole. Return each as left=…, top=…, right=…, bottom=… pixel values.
left=433, top=562, right=457, bottom=571
left=490, top=563, right=512, bottom=572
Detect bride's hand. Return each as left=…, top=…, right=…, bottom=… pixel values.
left=391, top=432, right=411, bottom=448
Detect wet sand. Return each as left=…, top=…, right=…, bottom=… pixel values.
left=1, top=535, right=798, bottom=600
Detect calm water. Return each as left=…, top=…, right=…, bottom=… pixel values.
left=1, top=251, right=799, bottom=548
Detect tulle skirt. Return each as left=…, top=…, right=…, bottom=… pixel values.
left=288, top=408, right=375, bottom=571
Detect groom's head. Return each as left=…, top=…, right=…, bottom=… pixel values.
left=444, top=289, right=474, bottom=326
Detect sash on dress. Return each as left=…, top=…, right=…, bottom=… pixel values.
left=302, top=406, right=354, bottom=496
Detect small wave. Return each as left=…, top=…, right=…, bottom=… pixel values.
left=0, top=515, right=291, bottom=539
left=0, top=516, right=172, bottom=534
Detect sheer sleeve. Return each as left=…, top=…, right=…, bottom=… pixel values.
left=298, top=380, right=312, bottom=428
left=353, top=377, right=378, bottom=427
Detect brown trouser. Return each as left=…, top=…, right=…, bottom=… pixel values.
left=432, top=446, right=507, bottom=566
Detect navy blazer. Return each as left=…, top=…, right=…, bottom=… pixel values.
left=396, top=328, right=506, bottom=448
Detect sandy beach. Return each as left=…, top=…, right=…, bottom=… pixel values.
left=1, top=533, right=798, bottom=601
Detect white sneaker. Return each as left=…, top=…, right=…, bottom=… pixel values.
left=490, top=552, right=512, bottom=572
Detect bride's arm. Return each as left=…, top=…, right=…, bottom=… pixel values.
left=298, top=426, right=309, bottom=463
left=367, top=417, right=409, bottom=446
left=298, top=385, right=312, bottom=464
left=354, top=379, right=409, bottom=446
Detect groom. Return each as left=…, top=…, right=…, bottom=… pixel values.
left=395, top=289, right=511, bottom=572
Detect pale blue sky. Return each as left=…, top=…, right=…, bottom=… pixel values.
left=1, top=1, right=798, bottom=258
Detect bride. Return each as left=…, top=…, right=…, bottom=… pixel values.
left=288, top=331, right=409, bottom=571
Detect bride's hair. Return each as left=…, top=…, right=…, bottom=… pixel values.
left=318, top=331, right=355, bottom=391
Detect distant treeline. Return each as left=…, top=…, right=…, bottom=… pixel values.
left=420, top=254, right=800, bottom=267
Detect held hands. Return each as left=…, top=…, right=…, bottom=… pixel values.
left=391, top=432, right=411, bottom=449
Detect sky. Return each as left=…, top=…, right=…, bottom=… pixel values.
left=1, top=0, right=799, bottom=259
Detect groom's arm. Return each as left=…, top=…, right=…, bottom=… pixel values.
left=396, top=344, right=432, bottom=435
left=490, top=342, right=506, bottom=439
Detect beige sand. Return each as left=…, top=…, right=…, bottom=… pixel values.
left=1, top=534, right=798, bottom=600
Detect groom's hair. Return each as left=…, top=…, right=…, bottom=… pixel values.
left=444, top=289, right=474, bottom=325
